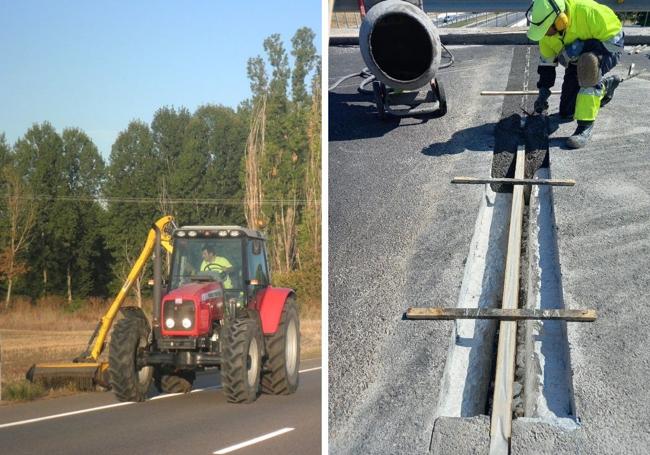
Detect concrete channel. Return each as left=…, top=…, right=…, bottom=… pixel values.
left=430, top=115, right=581, bottom=454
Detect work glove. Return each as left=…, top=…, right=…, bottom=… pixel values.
left=558, top=40, right=584, bottom=67
left=534, top=87, right=552, bottom=113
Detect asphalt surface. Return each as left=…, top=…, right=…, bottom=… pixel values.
left=328, top=44, right=650, bottom=454
left=0, top=358, right=321, bottom=455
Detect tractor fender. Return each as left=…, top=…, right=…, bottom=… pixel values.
left=257, top=287, right=295, bottom=335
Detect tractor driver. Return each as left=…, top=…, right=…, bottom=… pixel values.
left=200, top=244, right=233, bottom=289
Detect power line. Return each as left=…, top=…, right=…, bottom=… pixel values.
left=0, top=194, right=321, bottom=206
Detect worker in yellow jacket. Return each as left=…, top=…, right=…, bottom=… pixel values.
left=527, top=0, right=624, bottom=148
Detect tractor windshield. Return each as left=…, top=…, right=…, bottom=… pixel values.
left=169, top=237, right=244, bottom=291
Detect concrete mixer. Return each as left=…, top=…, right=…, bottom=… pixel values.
left=359, top=0, right=448, bottom=118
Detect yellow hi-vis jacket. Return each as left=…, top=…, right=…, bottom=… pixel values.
left=538, top=0, right=622, bottom=121
left=200, top=256, right=233, bottom=288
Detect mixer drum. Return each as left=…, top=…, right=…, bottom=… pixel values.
left=359, top=0, right=442, bottom=91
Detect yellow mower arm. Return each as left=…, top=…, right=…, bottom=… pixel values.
left=86, top=215, right=175, bottom=361
left=27, top=215, right=175, bottom=389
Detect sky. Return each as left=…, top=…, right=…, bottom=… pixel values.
left=0, top=0, right=322, bottom=158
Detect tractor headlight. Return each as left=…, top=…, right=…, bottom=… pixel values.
left=165, top=318, right=175, bottom=329
left=182, top=318, right=192, bottom=329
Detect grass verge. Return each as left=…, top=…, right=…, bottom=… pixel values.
left=0, top=296, right=321, bottom=403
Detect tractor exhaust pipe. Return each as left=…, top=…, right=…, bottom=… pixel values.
left=359, top=0, right=441, bottom=90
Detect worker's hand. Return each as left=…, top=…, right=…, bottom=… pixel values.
left=565, top=40, right=585, bottom=59
left=559, top=40, right=584, bottom=67
left=534, top=87, right=552, bottom=113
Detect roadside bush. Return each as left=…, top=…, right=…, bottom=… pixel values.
left=2, top=380, right=45, bottom=402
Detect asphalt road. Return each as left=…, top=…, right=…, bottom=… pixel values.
left=0, top=358, right=321, bottom=455
left=329, top=43, right=650, bottom=454
left=328, top=44, right=511, bottom=453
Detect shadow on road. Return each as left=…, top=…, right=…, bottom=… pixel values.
left=420, top=121, right=496, bottom=157
left=329, top=91, right=432, bottom=142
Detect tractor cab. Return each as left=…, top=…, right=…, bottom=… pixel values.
left=169, top=225, right=270, bottom=316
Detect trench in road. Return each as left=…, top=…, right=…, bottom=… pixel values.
left=431, top=46, right=579, bottom=447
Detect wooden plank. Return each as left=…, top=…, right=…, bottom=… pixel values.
left=406, top=307, right=597, bottom=322
left=452, top=177, right=575, bottom=187
left=480, top=90, right=561, bottom=96
left=489, top=147, right=525, bottom=455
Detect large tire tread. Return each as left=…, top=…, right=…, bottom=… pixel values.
left=221, top=318, right=262, bottom=404
left=157, top=371, right=195, bottom=394
left=261, top=299, right=300, bottom=395
left=108, top=308, right=152, bottom=402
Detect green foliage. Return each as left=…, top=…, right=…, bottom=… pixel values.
left=3, top=380, right=46, bottom=401
left=273, top=269, right=321, bottom=309
left=0, top=27, right=321, bottom=307
left=13, top=123, right=68, bottom=297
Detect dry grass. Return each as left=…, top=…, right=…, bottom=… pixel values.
left=0, top=296, right=321, bottom=402
left=0, top=296, right=106, bottom=331
left=301, top=319, right=321, bottom=359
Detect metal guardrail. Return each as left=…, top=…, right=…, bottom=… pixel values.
left=334, top=0, right=650, bottom=12
left=332, top=1, right=650, bottom=29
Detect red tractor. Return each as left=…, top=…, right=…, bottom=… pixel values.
left=108, top=224, right=300, bottom=403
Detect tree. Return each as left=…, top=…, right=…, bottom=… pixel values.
left=59, top=128, right=108, bottom=301
left=152, top=106, right=191, bottom=179
left=247, top=56, right=268, bottom=100
left=104, top=120, right=161, bottom=306
left=291, top=27, right=317, bottom=105
left=13, top=123, right=67, bottom=297
left=244, top=96, right=267, bottom=230
left=0, top=166, right=36, bottom=307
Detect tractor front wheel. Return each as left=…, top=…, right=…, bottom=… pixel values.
left=108, top=308, right=153, bottom=402
left=261, top=298, right=300, bottom=395
left=221, top=318, right=263, bottom=403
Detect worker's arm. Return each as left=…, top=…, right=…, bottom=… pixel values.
left=537, top=37, right=563, bottom=89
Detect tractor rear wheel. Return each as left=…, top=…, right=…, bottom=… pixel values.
left=155, top=370, right=195, bottom=394
left=109, top=308, right=153, bottom=402
left=221, top=318, right=263, bottom=403
left=261, top=298, right=300, bottom=395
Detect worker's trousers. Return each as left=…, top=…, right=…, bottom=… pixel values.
left=560, top=32, right=624, bottom=122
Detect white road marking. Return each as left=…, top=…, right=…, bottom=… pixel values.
left=0, top=402, right=132, bottom=429
left=298, top=366, right=322, bottom=373
left=149, top=385, right=221, bottom=400
left=0, top=365, right=321, bottom=429
left=213, top=427, right=295, bottom=454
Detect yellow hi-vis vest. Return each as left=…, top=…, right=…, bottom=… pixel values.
left=539, top=0, right=622, bottom=121
left=538, top=0, right=621, bottom=61
left=200, top=256, right=233, bottom=288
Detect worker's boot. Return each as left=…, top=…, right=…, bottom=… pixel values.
left=566, top=121, right=594, bottom=149
left=600, top=75, right=622, bottom=108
